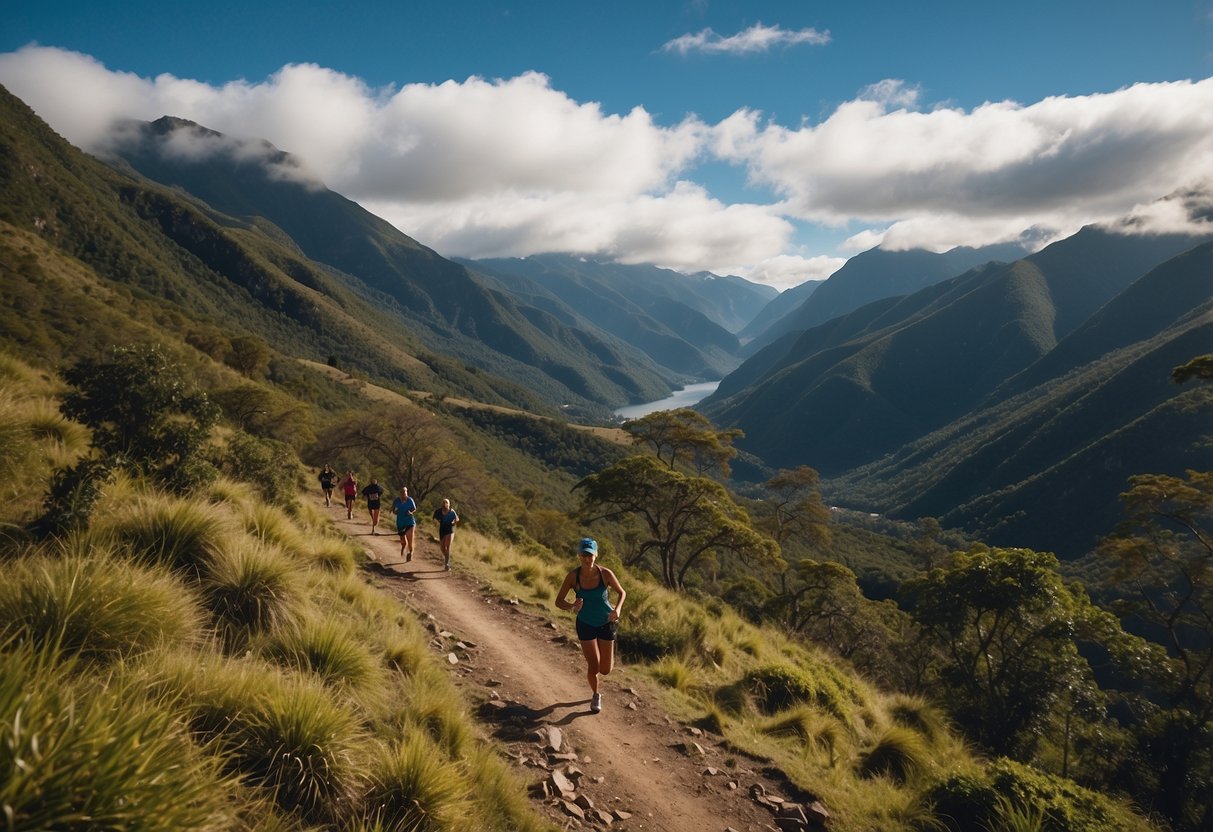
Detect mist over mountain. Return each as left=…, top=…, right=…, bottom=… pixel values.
left=100, top=115, right=686, bottom=414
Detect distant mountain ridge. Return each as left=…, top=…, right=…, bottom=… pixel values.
left=741, top=242, right=1030, bottom=357
left=702, top=224, right=1213, bottom=556
left=464, top=254, right=775, bottom=380
left=102, top=115, right=690, bottom=415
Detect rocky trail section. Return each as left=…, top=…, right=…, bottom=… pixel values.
left=329, top=508, right=831, bottom=832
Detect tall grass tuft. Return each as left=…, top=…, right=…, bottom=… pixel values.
left=262, top=615, right=381, bottom=691
left=201, top=538, right=302, bottom=646
left=401, top=667, right=476, bottom=757
left=99, top=496, right=229, bottom=576
left=361, top=734, right=470, bottom=832
left=888, top=693, right=949, bottom=746
left=243, top=502, right=306, bottom=552
left=858, top=725, right=931, bottom=784
left=0, top=551, right=201, bottom=662
left=651, top=656, right=697, bottom=692
left=234, top=677, right=364, bottom=823
left=0, top=643, right=235, bottom=830
left=983, top=795, right=1048, bottom=832
left=308, top=537, right=357, bottom=573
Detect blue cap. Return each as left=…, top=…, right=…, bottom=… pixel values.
left=578, top=537, right=598, bottom=555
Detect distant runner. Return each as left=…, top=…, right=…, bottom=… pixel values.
left=318, top=464, right=336, bottom=506
left=392, top=485, right=417, bottom=561
left=432, top=498, right=459, bottom=571
left=340, top=470, right=358, bottom=519
left=362, top=477, right=385, bottom=534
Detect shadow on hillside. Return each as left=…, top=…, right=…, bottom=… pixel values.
left=479, top=698, right=594, bottom=734
left=363, top=561, right=450, bottom=580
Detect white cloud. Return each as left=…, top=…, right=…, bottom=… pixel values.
left=714, top=77, right=1213, bottom=251
left=661, top=23, right=830, bottom=56
left=2, top=44, right=1210, bottom=281
left=742, top=254, right=845, bottom=290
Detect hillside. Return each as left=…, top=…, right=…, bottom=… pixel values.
left=102, top=115, right=681, bottom=415
left=702, top=229, right=1212, bottom=552
left=465, top=254, right=768, bottom=379
left=740, top=242, right=1028, bottom=357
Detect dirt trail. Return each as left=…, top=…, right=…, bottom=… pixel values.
left=328, top=505, right=810, bottom=832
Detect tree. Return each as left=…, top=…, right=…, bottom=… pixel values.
left=622, top=408, right=743, bottom=478
left=1099, top=469, right=1213, bottom=829
left=902, top=546, right=1098, bottom=757
left=757, top=466, right=831, bottom=550
left=224, top=335, right=270, bottom=377
left=310, top=406, right=472, bottom=506
left=62, top=344, right=218, bottom=489
left=575, top=454, right=780, bottom=589
left=211, top=383, right=312, bottom=444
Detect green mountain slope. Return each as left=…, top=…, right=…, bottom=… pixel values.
left=704, top=227, right=1209, bottom=476
left=103, top=116, right=675, bottom=414
left=740, top=243, right=1028, bottom=357
left=465, top=254, right=762, bottom=379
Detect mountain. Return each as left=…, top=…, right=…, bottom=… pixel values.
left=741, top=243, right=1028, bottom=357
left=736, top=278, right=822, bottom=345
left=702, top=229, right=1213, bottom=555
left=831, top=241, right=1213, bottom=556
left=98, top=116, right=680, bottom=415
left=464, top=254, right=776, bottom=380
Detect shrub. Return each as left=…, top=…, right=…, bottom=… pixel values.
left=0, top=644, right=235, bottom=830
left=261, top=616, right=381, bottom=691
left=619, top=622, right=686, bottom=662
left=99, top=497, right=229, bottom=576
left=858, top=725, right=931, bottom=784
left=925, top=758, right=1146, bottom=832
left=361, top=734, right=469, bottom=832
left=744, top=662, right=852, bottom=718
left=0, top=552, right=201, bottom=662
left=219, top=431, right=301, bottom=508
left=201, top=539, right=301, bottom=646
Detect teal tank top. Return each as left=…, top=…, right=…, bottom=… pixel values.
left=574, top=567, right=614, bottom=627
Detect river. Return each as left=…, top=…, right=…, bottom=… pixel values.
left=613, top=380, right=721, bottom=420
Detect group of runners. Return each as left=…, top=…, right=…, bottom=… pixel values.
left=316, top=465, right=625, bottom=714
left=317, top=465, right=460, bottom=571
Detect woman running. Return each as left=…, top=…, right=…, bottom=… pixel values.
left=340, top=470, right=358, bottom=519
left=362, top=477, right=385, bottom=534
left=318, top=464, right=336, bottom=506
left=432, top=498, right=459, bottom=571
left=555, top=537, right=626, bottom=714
left=392, top=485, right=417, bottom=561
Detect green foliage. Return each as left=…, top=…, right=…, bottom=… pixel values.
left=456, top=407, right=626, bottom=479
left=623, top=407, right=742, bottom=478
left=218, top=430, right=302, bottom=507
left=925, top=758, right=1149, bottom=832
left=577, top=454, right=781, bottom=589
left=61, top=343, right=219, bottom=489
left=0, top=644, right=234, bottom=831
left=902, top=547, right=1097, bottom=756
left=29, top=457, right=113, bottom=538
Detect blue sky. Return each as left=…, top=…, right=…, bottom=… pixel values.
left=3, top=1, right=1212, bottom=287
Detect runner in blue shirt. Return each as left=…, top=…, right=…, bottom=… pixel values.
left=392, top=485, right=417, bottom=562
left=555, top=537, right=626, bottom=713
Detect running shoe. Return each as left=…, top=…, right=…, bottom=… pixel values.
left=590, top=693, right=602, bottom=713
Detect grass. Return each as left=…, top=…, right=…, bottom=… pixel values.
left=0, top=549, right=201, bottom=662
left=0, top=643, right=235, bottom=830
left=200, top=537, right=301, bottom=646
left=261, top=613, right=382, bottom=691
left=361, top=734, right=470, bottom=832
left=96, top=496, right=230, bottom=576
left=858, top=726, right=932, bottom=785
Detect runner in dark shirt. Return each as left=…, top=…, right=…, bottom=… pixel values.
left=362, top=478, right=385, bottom=534
left=432, top=498, right=459, bottom=571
